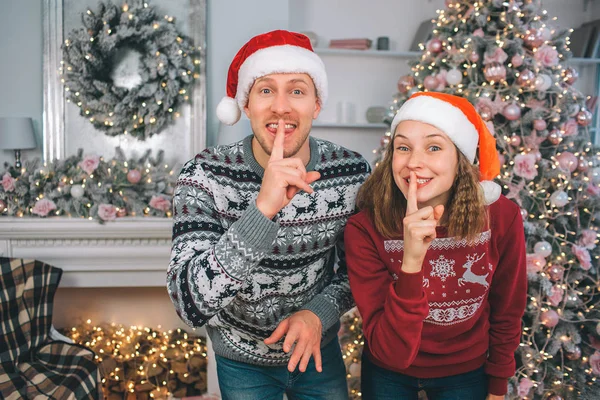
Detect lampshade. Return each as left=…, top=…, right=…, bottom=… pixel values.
left=0, top=117, right=37, bottom=150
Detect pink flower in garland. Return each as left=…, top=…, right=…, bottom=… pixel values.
left=2, top=172, right=16, bottom=192
left=32, top=198, right=57, bottom=217
left=526, top=254, right=545, bottom=274
left=534, top=44, right=559, bottom=67
left=561, top=118, right=579, bottom=137
left=149, top=195, right=172, bottom=212
left=578, top=229, right=597, bottom=250
left=79, top=155, right=100, bottom=175
left=98, top=204, right=117, bottom=221
left=548, top=286, right=564, bottom=307
left=517, top=377, right=534, bottom=397
left=572, top=245, right=592, bottom=270
left=483, top=47, right=508, bottom=64
left=513, top=154, right=538, bottom=180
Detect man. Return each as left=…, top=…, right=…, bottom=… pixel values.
left=167, top=30, right=370, bottom=399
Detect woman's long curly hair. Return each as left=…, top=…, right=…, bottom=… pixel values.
left=356, top=140, right=488, bottom=241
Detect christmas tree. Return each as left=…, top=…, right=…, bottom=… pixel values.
left=340, top=1, right=600, bottom=399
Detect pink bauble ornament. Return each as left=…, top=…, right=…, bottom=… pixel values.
left=524, top=29, right=544, bottom=48
left=0, top=199, right=6, bottom=212
left=566, top=346, right=582, bottom=360
left=533, top=119, right=547, bottom=131
left=534, top=74, right=552, bottom=91
left=517, top=69, right=535, bottom=86
left=556, top=152, right=578, bottom=172
left=484, top=62, right=507, bottom=82
left=117, top=208, right=127, bottom=218
left=445, top=68, right=463, bottom=85
left=509, top=135, right=522, bottom=146
left=427, top=38, right=443, bottom=53
left=576, top=109, right=593, bottom=126
left=511, top=54, right=524, bottom=67
left=577, top=156, right=589, bottom=172
left=127, top=169, right=142, bottom=184
left=423, top=75, right=439, bottom=90
left=503, top=103, right=521, bottom=120
left=469, top=51, right=480, bottom=62
left=541, top=309, right=559, bottom=327
left=548, top=129, right=563, bottom=145
left=548, top=264, right=565, bottom=281
left=397, top=75, right=415, bottom=94
left=562, top=67, right=578, bottom=85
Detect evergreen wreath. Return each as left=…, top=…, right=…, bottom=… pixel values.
left=61, top=0, right=200, bottom=140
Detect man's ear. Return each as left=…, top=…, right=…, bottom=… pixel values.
left=313, top=99, right=321, bottom=119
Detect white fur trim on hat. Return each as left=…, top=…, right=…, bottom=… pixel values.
left=391, top=96, right=478, bottom=163
left=216, top=96, right=241, bottom=126
left=235, top=45, right=328, bottom=110
left=479, top=180, right=501, bottom=205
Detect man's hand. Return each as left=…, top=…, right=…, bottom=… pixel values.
left=256, top=119, right=320, bottom=219
left=402, top=171, right=444, bottom=273
left=264, top=310, right=323, bottom=373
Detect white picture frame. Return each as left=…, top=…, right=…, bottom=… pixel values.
left=42, top=0, right=207, bottom=166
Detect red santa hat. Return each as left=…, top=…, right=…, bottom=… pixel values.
left=216, top=30, right=328, bottom=126
left=390, top=92, right=502, bottom=204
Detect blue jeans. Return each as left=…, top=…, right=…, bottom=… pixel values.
left=361, top=354, right=488, bottom=400
left=215, top=338, right=349, bottom=400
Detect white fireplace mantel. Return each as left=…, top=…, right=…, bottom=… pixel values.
left=0, top=217, right=172, bottom=288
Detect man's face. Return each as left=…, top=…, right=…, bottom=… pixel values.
left=244, top=73, right=321, bottom=160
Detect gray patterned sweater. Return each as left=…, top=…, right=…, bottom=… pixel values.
left=167, top=135, right=370, bottom=365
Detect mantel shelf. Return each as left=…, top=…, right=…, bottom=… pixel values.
left=0, top=217, right=172, bottom=288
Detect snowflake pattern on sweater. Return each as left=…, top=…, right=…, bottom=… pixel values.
left=167, top=135, right=370, bottom=365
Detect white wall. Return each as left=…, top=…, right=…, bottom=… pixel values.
left=0, top=0, right=42, bottom=169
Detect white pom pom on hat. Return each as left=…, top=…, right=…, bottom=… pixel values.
left=217, top=30, right=328, bottom=126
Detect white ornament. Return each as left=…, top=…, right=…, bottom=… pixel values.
left=591, top=167, right=600, bottom=185
left=597, top=321, right=600, bottom=336
left=534, top=74, right=552, bottom=91
left=70, top=185, right=84, bottom=199
left=446, top=68, right=463, bottom=85
left=534, top=241, right=552, bottom=257
left=549, top=190, right=568, bottom=208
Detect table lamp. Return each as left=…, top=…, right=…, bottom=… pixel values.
left=0, top=117, right=37, bottom=168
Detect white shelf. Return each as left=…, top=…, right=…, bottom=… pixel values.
left=314, top=49, right=600, bottom=65
left=312, top=122, right=388, bottom=129
left=314, top=48, right=420, bottom=58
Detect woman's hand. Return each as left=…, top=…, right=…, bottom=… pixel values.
left=401, top=171, right=444, bottom=273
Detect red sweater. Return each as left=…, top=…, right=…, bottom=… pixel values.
left=345, top=195, right=527, bottom=396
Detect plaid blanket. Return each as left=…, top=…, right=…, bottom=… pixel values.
left=0, top=257, right=101, bottom=399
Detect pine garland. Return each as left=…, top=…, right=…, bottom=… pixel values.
left=61, top=0, right=200, bottom=140
left=0, top=148, right=176, bottom=223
